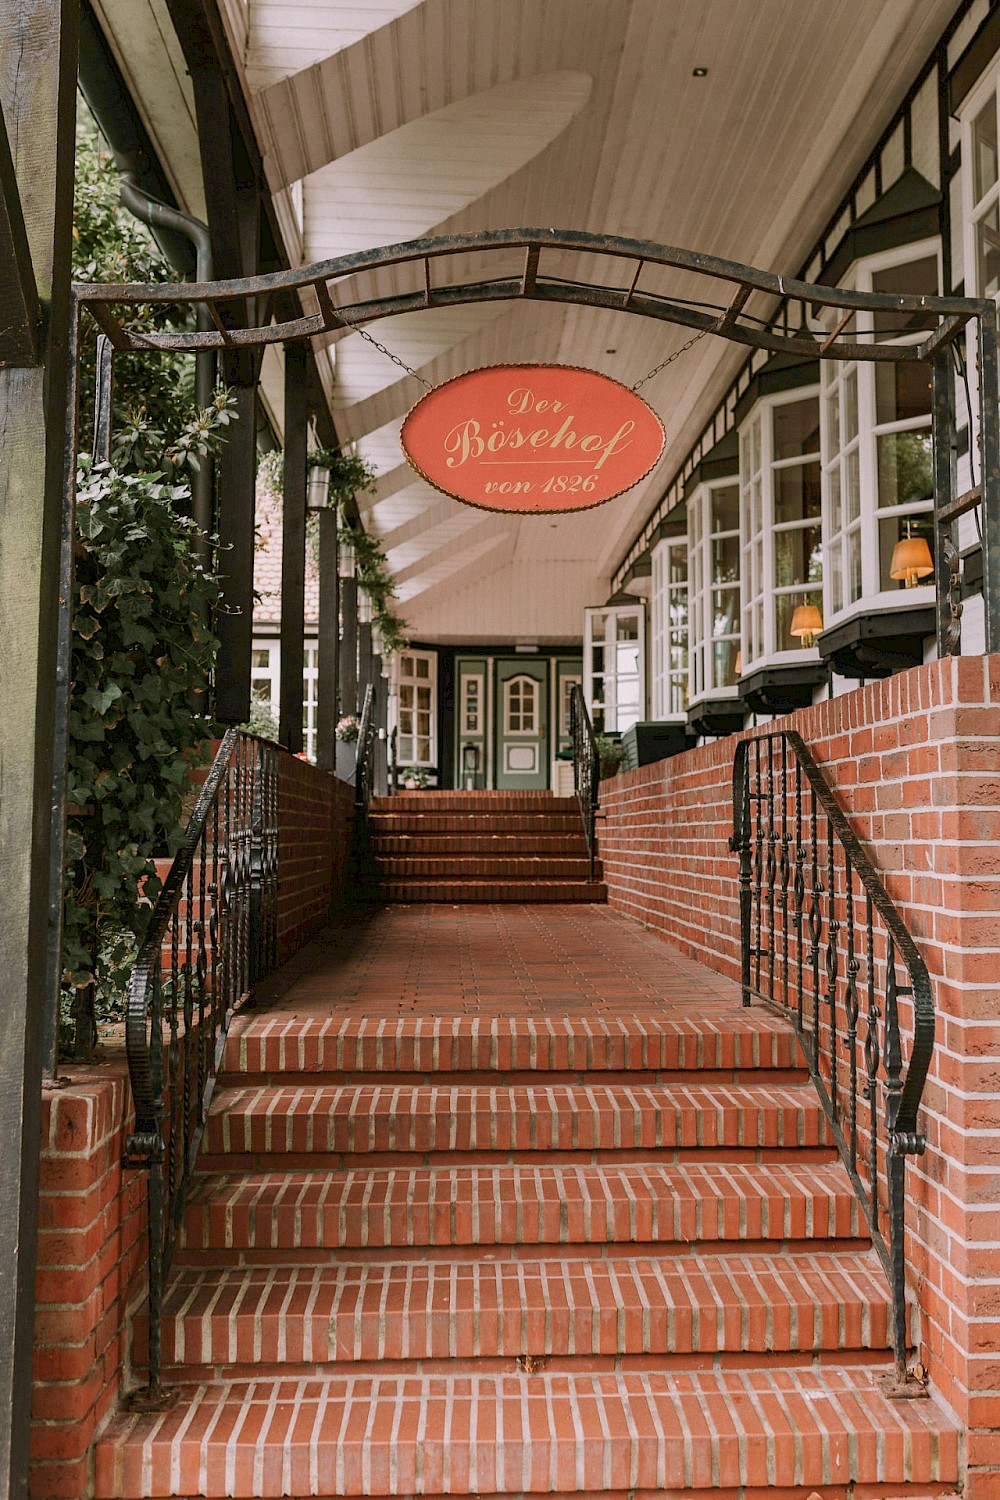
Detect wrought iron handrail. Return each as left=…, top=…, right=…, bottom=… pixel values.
left=569, top=685, right=601, bottom=877
left=731, top=729, right=934, bottom=1390
left=354, top=682, right=376, bottom=810
left=125, top=730, right=279, bottom=1398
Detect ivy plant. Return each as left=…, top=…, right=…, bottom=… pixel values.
left=62, top=398, right=233, bottom=1054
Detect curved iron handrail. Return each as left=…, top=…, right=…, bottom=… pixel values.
left=731, top=729, right=934, bottom=1389
left=125, top=730, right=279, bottom=1397
left=569, top=685, right=601, bottom=878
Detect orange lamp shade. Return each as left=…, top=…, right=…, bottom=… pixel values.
left=789, top=603, right=823, bottom=646
left=889, top=535, right=933, bottom=586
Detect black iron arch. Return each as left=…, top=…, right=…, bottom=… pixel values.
left=68, top=225, right=1000, bottom=657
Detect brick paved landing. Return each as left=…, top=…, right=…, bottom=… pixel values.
left=96, top=906, right=961, bottom=1498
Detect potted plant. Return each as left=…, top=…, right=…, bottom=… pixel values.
left=398, top=766, right=430, bottom=790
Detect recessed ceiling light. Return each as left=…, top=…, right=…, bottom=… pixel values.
left=692, top=67, right=708, bottom=77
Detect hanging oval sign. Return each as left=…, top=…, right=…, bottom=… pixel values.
left=400, top=364, right=665, bottom=514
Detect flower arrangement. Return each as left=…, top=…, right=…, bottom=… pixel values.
left=398, top=766, right=430, bottom=789
left=335, top=715, right=361, bottom=743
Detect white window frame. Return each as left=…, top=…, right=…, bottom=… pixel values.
left=503, top=674, right=540, bottom=736
left=396, top=649, right=437, bottom=767
left=687, top=477, right=740, bottom=706
left=739, top=386, right=822, bottom=674
left=583, top=605, right=646, bottom=733
left=820, top=239, right=940, bottom=630
left=651, top=536, right=688, bottom=719
left=960, top=66, right=1000, bottom=513
left=302, top=640, right=318, bottom=761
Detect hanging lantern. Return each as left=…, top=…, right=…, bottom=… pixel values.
left=889, top=534, right=934, bottom=588
left=789, top=602, right=823, bottom=649
left=307, top=465, right=331, bottom=509
left=338, top=534, right=356, bottom=579
left=358, top=587, right=373, bottom=625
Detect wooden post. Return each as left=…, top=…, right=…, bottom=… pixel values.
left=0, top=0, right=79, bottom=1490
left=316, top=507, right=339, bottom=770
left=340, top=575, right=359, bottom=717
left=279, top=345, right=307, bottom=750
left=215, top=383, right=257, bottom=723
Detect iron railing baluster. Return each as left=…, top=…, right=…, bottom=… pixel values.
left=569, top=685, right=601, bottom=879
left=731, top=730, right=934, bottom=1392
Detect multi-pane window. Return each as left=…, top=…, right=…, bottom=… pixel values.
left=250, top=638, right=320, bottom=755
left=687, top=479, right=740, bottom=702
left=583, top=606, right=645, bottom=733
left=739, top=390, right=822, bottom=670
left=462, top=674, right=482, bottom=733
left=250, top=644, right=278, bottom=720
left=504, top=676, right=537, bottom=733
left=821, top=245, right=938, bottom=620
left=397, top=650, right=436, bottom=765
left=651, top=537, right=688, bottom=718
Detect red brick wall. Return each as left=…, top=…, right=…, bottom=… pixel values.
left=277, top=757, right=355, bottom=961
left=31, top=1063, right=143, bottom=1499
left=598, top=654, right=1000, bottom=1496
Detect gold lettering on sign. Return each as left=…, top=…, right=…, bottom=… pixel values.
left=442, top=387, right=635, bottom=471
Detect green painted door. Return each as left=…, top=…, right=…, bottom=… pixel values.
left=495, top=658, right=549, bottom=790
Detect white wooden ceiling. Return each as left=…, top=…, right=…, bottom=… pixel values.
left=98, top=0, right=961, bottom=645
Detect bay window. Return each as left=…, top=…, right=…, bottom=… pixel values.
left=820, top=243, right=938, bottom=628
left=687, top=478, right=740, bottom=704
left=739, top=387, right=822, bottom=674
left=650, top=536, right=688, bottom=718
left=584, top=605, right=645, bottom=733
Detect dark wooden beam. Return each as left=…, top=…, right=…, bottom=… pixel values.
left=215, top=382, right=257, bottom=723
left=279, top=344, right=307, bottom=752
left=0, top=1, right=80, bottom=1491
left=315, top=507, right=339, bottom=771
left=0, top=94, right=40, bottom=365
left=339, top=575, right=358, bottom=717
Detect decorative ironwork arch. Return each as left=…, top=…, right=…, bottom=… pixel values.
left=69, top=224, right=1000, bottom=656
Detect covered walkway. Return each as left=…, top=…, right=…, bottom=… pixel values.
left=95, top=902, right=959, bottom=1500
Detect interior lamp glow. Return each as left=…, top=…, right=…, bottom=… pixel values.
left=890, top=533, right=934, bottom=588
left=789, top=602, right=823, bottom=648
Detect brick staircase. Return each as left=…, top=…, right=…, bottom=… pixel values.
left=94, top=904, right=961, bottom=1500
left=369, top=790, right=606, bottom=902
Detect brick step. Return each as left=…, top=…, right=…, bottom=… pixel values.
left=373, top=833, right=591, bottom=856
left=368, top=812, right=584, bottom=834
left=204, top=1082, right=831, bottom=1159
left=154, top=1252, right=896, bottom=1370
left=94, top=1367, right=960, bottom=1498
left=374, top=856, right=597, bottom=880
left=178, top=1161, right=865, bottom=1259
left=380, top=879, right=607, bottom=902
left=372, top=793, right=578, bottom=812
left=223, top=1013, right=801, bottom=1078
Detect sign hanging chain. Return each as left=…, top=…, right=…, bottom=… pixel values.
left=332, top=301, right=709, bottom=394
left=631, top=327, right=710, bottom=391
left=332, top=307, right=434, bottom=390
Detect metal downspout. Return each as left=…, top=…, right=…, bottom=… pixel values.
left=116, top=167, right=216, bottom=539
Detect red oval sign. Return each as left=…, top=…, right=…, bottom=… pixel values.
left=400, top=365, right=665, bottom=514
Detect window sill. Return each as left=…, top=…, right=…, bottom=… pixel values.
left=737, top=660, right=827, bottom=715
left=817, top=604, right=935, bottom=679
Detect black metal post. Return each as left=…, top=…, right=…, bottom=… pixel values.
left=932, top=348, right=960, bottom=656
left=279, top=344, right=307, bottom=751
left=978, top=303, right=1000, bottom=654
left=315, top=506, right=339, bottom=771
left=340, top=573, right=358, bottom=716
left=215, top=383, right=257, bottom=723
left=358, top=616, right=373, bottom=709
